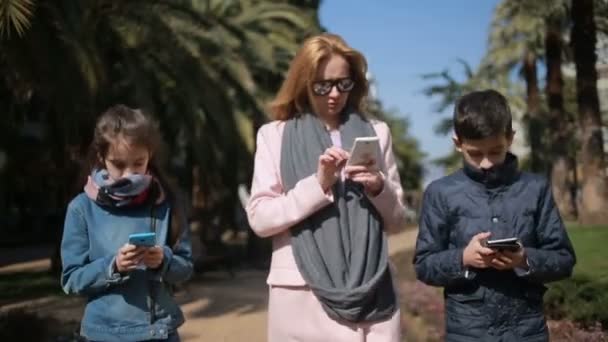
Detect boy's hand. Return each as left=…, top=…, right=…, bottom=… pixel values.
left=115, top=244, right=146, bottom=273
left=491, top=244, right=527, bottom=270
left=462, top=232, right=496, bottom=268
left=142, top=246, right=164, bottom=269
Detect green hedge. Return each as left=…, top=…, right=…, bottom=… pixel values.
left=545, top=276, right=608, bottom=328
left=544, top=225, right=608, bottom=329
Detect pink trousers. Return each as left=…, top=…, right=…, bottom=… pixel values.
left=267, top=285, right=402, bottom=342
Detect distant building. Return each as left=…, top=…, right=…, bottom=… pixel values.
left=510, top=107, right=530, bottom=158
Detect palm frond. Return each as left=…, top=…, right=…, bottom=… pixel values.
left=0, top=0, right=34, bottom=38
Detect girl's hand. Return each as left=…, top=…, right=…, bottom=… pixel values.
left=115, top=244, right=146, bottom=273
left=317, top=147, right=349, bottom=192
left=142, top=246, right=164, bottom=269
left=344, top=160, right=384, bottom=196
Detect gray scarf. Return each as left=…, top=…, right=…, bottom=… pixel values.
left=280, top=112, right=396, bottom=323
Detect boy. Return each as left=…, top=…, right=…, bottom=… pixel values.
left=413, top=89, right=576, bottom=341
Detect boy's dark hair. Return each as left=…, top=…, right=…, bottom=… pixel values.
left=453, top=89, right=513, bottom=140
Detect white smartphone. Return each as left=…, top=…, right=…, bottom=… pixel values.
left=347, top=137, right=380, bottom=166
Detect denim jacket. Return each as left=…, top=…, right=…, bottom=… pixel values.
left=61, top=193, right=193, bottom=342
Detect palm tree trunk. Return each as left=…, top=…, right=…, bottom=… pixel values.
left=571, top=0, right=608, bottom=225
left=523, top=49, right=544, bottom=173
left=546, top=17, right=577, bottom=220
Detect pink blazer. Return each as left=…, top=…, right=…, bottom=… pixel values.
left=246, top=119, right=407, bottom=286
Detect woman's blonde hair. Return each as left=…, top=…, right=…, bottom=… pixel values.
left=269, top=33, right=369, bottom=121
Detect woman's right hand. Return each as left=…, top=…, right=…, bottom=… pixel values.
left=115, top=244, right=147, bottom=273
left=317, top=147, right=349, bottom=192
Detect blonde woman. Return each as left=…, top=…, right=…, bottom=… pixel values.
left=247, top=33, right=407, bottom=341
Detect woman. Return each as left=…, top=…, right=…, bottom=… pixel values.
left=247, top=33, right=407, bottom=341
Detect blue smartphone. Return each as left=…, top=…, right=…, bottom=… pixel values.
left=128, top=232, right=156, bottom=247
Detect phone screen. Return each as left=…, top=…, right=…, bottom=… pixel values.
left=347, top=137, right=379, bottom=166
left=128, top=232, right=156, bottom=247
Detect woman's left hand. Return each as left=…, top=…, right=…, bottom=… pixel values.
left=345, top=160, right=384, bottom=196
left=143, top=246, right=164, bottom=269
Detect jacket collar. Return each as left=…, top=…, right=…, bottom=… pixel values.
left=462, top=152, right=520, bottom=188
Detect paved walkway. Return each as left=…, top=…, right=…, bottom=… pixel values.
left=0, top=229, right=419, bottom=342
left=178, top=228, right=418, bottom=342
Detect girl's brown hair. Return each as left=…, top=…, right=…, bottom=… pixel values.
left=84, top=104, right=184, bottom=249
left=269, top=33, right=369, bottom=120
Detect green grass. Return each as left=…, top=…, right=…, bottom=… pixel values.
left=567, top=225, right=608, bottom=281
left=544, top=225, right=608, bottom=329
left=0, top=272, right=65, bottom=305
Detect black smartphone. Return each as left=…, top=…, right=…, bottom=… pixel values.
left=484, top=237, right=521, bottom=252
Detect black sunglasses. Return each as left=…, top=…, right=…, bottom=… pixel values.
left=311, top=77, right=355, bottom=96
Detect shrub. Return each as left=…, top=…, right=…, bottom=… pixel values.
left=0, top=310, right=84, bottom=342
left=545, top=276, right=608, bottom=329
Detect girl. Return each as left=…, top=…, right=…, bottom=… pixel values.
left=247, top=33, right=407, bottom=341
left=61, top=105, right=193, bottom=342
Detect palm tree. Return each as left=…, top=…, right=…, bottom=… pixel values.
left=486, top=0, right=547, bottom=172
left=421, top=59, right=525, bottom=172
left=0, top=0, right=321, bottom=266
left=522, top=49, right=543, bottom=172
left=571, top=0, right=608, bottom=224
left=0, top=0, right=34, bottom=39
left=471, top=0, right=581, bottom=218
left=2, top=0, right=318, bottom=200
left=544, top=8, right=579, bottom=219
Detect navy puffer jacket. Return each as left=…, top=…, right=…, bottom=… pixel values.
left=414, top=153, right=576, bottom=342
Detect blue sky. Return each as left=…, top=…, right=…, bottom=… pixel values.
left=320, top=0, right=500, bottom=181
